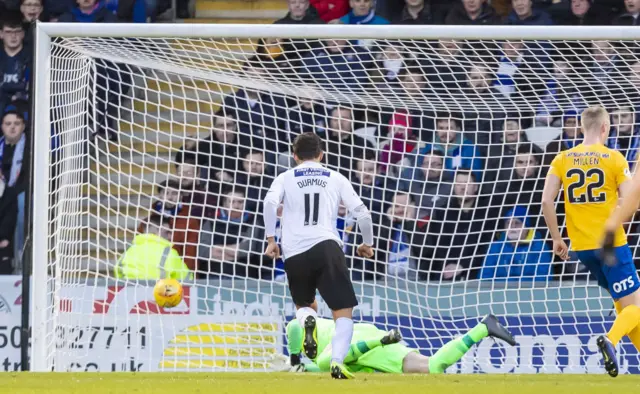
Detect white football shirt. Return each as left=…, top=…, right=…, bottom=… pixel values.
left=263, top=161, right=365, bottom=259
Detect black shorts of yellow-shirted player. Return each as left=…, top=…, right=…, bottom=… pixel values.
left=262, top=132, right=376, bottom=379
left=542, top=105, right=640, bottom=378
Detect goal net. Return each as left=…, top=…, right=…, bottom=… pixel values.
left=33, top=23, right=640, bottom=373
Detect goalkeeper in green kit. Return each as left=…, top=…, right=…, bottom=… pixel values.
left=282, top=314, right=516, bottom=374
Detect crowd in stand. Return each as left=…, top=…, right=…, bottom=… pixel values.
left=131, top=0, right=640, bottom=283
left=0, top=0, right=193, bottom=275
left=3, top=0, right=640, bottom=283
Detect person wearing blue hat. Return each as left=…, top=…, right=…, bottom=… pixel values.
left=480, top=205, right=553, bottom=281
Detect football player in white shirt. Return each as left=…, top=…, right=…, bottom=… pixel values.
left=263, top=133, right=375, bottom=379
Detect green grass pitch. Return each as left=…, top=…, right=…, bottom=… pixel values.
left=2, top=373, right=640, bottom=394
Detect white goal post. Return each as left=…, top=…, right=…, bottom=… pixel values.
left=32, top=22, right=640, bottom=373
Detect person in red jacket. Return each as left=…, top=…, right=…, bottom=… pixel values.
left=310, top=0, right=349, bottom=22
left=138, top=179, right=201, bottom=271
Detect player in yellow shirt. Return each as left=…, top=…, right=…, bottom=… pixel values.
left=542, top=105, right=640, bottom=378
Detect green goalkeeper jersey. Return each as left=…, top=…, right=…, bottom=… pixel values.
left=286, top=318, right=414, bottom=374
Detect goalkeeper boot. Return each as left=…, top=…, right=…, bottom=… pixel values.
left=330, top=362, right=355, bottom=379
left=597, top=335, right=619, bottom=378
left=303, top=315, right=318, bottom=360
left=380, top=328, right=402, bottom=346
left=481, top=314, right=517, bottom=346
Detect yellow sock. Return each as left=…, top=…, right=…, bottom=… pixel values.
left=608, top=304, right=640, bottom=346
left=616, top=301, right=640, bottom=352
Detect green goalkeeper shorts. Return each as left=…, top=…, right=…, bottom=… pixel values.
left=355, top=343, right=417, bottom=374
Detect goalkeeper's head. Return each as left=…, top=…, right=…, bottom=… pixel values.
left=293, top=132, right=324, bottom=164
left=580, top=105, right=610, bottom=142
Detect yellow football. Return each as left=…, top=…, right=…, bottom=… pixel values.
left=153, top=278, right=183, bottom=308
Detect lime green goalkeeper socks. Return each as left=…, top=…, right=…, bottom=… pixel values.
left=286, top=320, right=304, bottom=356
left=428, top=322, right=489, bottom=374
left=343, top=338, right=383, bottom=364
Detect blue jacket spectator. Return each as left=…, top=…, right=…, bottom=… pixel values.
left=606, top=105, right=640, bottom=170
left=480, top=206, right=553, bottom=281
left=339, top=0, right=389, bottom=24
left=303, top=39, right=373, bottom=91
left=58, top=0, right=118, bottom=22
left=0, top=17, right=29, bottom=115
left=405, top=117, right=483, bottom=182
left=505, top=0, right=554, bottom=25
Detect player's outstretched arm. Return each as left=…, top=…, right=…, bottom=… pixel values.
left=542, top=172, right=569, bottom=260
left=605, top=177, right=640, bottom=235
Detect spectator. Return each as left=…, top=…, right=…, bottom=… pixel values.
left=324, top=106, right=375, bottom=177
left=426, top=170, right=498, bottom=281
left=425, top=39, right=466, bottom=97
left=287, top=99, right=328, bottom=139
left=0, top=16, right=30, bottom=115
left=393, top=62, right=434, bottom=136
left=607, top=104, right=640, bottom=171
left=492, top=145, right=546, bottom=221
left=174, top=150, right=216, bottom=220
left=0, top=111, right=28, bottom=270
left=236, top=149, right=274, bottom=214
left=338, top=0, right=390, bottom=24
left=612, top=0, right=640, bottom=24
left=207, top=187, right=263, bottom=278
left=0, top=187, right=17, bottom=274
left=492, top=40, right=545, bottom=100
left=251, top=39, right=300, bottom=75
left=393, top=0, right=444, bottom=24
left=310, top=0, right=349, bottom=22
left=302, top=39, right=374, bottom=91
left=379, top=112, right=418, bottom=176
left=20, top=0, right=44, bottom=22
left=185, top=110, right=242, bottom=190
left=115, top=214, right=191, bottom=280
left=587, top=40, right=622, bottom=99
left=403, top=147, right=453, bottom=219
left=275, top=0, right=325, bottom=24
left=376, top=192, right=427, bottom=279
left=352, top=155, right=396, bottom=224
left=46, top=0, right=76, bottom=20
left=408, top=116, right=484, bottom=181
left=175, top=0, right=189, bottom=18
left=117, top=0, right=168, bottom=22
left=19, top=0, right=46, bottom=50
left=58, top=0, right=118, bottom=22
left=536, top=57, right=587, bottom=126
left=371, top=43, right=406, bottom=88
left=544, top=111, right=582, bottom=165
left=460, top=64, right=502, bottom=147
left=274, top=0, right=325, bottom=57
left=480, top=206, right=553, bottom=281
left=445, top=0, right=501, bottom=25
left=223, top=66, right=288, bottom=157
left=486, top=117, right=543, bottom=182
left=505, top=0, right=553, bottom=25
left=549, top=0, right=611, bottom=25
left=143, top=179, right=200, bottom=271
